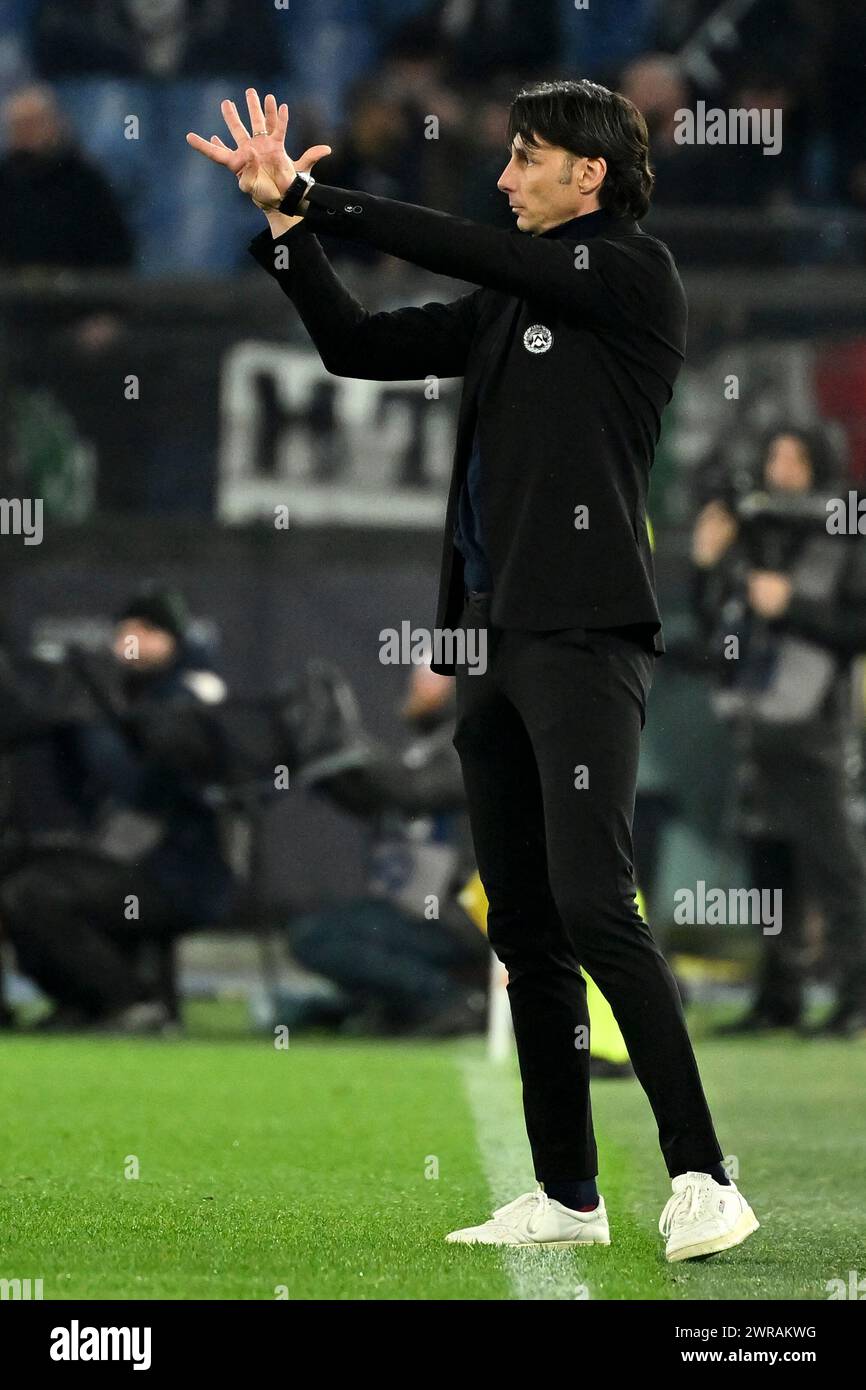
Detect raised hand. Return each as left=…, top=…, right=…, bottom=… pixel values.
left=186, top=88, right=331, bottom=213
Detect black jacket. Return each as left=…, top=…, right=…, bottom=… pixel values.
left=0, top=148, right=133, bottom=270
left=249, top=187, right=687, bottom=671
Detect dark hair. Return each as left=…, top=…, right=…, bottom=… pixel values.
left=506, top=79, right=654, bottom=221
left=760, top=423, right=844, bottom=490
left=117, top=583, right=190, bottom=640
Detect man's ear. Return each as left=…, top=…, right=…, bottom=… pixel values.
left=580, top=155, right=607, bottom=196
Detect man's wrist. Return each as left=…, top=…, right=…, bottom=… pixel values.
left=265, top=208, right=303, bottom=239
left=281, top=171, right=315, bottom=216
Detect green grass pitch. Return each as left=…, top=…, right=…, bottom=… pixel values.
left=1, top=1003, right=863, bottom=1300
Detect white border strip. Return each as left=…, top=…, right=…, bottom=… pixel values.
left=458, top=1049, right=591, bottom=1301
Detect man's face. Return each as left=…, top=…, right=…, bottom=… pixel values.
left=764, top=435, right=813, bottom=493
left=497, top=133, right=598, bottom=235
left=113, top=619, right=177, bottom=670
left=3, top=89, right=63, bottom=154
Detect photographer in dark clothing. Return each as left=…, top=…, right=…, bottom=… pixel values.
left=0, top=595, right=383, bottom=1031
left=0, top=587, right=233, bottom=1032
left=289, top=663, right=488, bottom=1038
left=691, top=426, right=866, bottom=1037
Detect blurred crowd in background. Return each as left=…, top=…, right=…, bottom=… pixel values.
left=2, top=1, right=866, bottom=1046
left=1, top=0, right=866, bottom=273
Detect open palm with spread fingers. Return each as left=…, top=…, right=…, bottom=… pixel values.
left=186, top=87, right=331, bottom=212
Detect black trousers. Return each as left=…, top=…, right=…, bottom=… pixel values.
left=748, top=828, right=866, bottom=1021
left=453, top=592, right=723, bottom=1181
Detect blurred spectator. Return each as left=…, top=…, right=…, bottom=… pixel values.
left=825, top=0, right=866, bottom=210
left=559, top=0, right=659, bottom=82
left=619, top=54, right=716, bottom=206
left=0, top=84, right=133, bottom=270
left=456, top=90, right=514, bottom=227
left=287, top=662, right=488, bottom=1037
left=388, top=0, right=559, bottom=87
left=712, top=67, right=809, bottom=210
left=0, top=586, right=233, bottom=1032
left=0, top=83, right=134, bottom=498
left=377, top=22, right=471, bottom=215
left=691, top=425, right=866, bottom=1038
left=315, top=79, right=420, bottom=265
left=34, top=0, right=283, bottom=79
left=623, top=53, right=813, bottom=213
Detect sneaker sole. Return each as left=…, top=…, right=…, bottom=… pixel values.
left=446, top=1234, right=611, bottom=1247
left=665, top=1207, right=760, bottom=1263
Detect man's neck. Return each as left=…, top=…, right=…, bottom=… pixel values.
left=531, top=202, right=604, bottom=237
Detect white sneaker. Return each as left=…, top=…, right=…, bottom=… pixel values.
left=659, top=1171, right=759, bottom=1262
left=446, top=1185, right=610, bottom=1247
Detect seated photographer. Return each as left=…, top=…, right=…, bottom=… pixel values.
left=0, top=586, right=234, bottom=1032
left=288, top=662, right=489, bottom=1038
left=691, top=424, right=866, bottom=1037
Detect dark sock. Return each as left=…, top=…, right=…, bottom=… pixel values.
left=698, top=1162, right=731, bottom=1186
left=543, top=1178, right=599, bottom=1211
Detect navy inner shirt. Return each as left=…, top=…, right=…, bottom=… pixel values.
left=453, top=423, right=493, bottom=593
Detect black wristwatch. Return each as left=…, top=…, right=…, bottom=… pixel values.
left=281, top=171, right=315, bottom=215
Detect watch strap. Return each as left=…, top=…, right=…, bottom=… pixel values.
left=281, top=172, right=314, bottom=216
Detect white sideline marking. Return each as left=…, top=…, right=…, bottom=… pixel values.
left=459, top=1050, right=590, bottom=1301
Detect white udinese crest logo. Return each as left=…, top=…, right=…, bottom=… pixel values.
left=523, top=324, right=553, bottom=354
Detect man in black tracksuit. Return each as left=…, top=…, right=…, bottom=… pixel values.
left=189, top=79, right=758, bottom=1259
